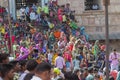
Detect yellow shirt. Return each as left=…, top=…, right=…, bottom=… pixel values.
left=0, top=26, right=5, bottom=34
left=37, top=6, right=42, bottom=14
left=52, top=53, right=58, bottom=65
left=62, top=15, right=66, bottom=22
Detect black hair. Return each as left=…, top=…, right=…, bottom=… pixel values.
left=88, top=67, right=93, bottom=73
left=76, top=56, right=79, bottom=60
left=0, top=54, right=9, bottom=63
left=26, top=60, right=38, bottom=71
left=64, top=71, right=73, bottom=80
left=74, top=69, right=80, bottom=74
left=24, top=73, right=34, bottom=80
left=9, top=60, right=19, bottom=67
left=58, top=53, right=62, bottom=56
left=71, top=73, right=79, bottom=80
left=57, top=77, right=64, bottom=80
left=19, top=60, right=27, bottom=71
left=19, top=60, right=27, bottom=67
left=1, top=64, right=14, bottom=78
left=113, top=49, right=116, bottom=51
left=35, top=62, right=51, bottom=73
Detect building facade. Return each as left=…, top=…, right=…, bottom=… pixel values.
left=58, top=0, right=120, bottom=50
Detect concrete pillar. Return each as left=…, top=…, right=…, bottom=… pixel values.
left=9, top=0, right=16, bottom=20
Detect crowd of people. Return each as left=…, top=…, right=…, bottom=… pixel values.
left=0, top=0, right=120, bottom=80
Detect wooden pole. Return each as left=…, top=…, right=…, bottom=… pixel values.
left=7, top=0, right=13, bottom=54
left=104, top=0, right=110, bottom=79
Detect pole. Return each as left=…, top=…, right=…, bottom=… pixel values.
left=8, top=0, right=13, bottom=54
left=104, top=0, right=109, bottom=79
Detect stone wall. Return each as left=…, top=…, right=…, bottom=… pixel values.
left=0, top=0, right=8, bottom=8
left=58, top=0, right=120, bottom=35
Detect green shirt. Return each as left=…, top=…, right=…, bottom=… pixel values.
left=42, top=6, right=49, bottom=14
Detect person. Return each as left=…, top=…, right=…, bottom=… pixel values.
left=55, top=53, right=65, bottom=70
left=9, top=60, right=21, bottom=80
left=48, top=50, right=53, bottom=64
left=73, top=56, right=80, bottom=71
left=109, top=49, right=120, bottom=71
left=36, top=4, right=42, bottom=21
left=19, top=60, right=27, bottom=75
left=0, top=53, right=9, bottom=64
left=30, top=10, right=37, bottom=22
left=72, top=69, right=81, bottom=80
left=1, top=64, right=14, bottom=80
left=31, top=62, right=52, bottom=80
left=19, top=7, right=25, bottom=21
left=42, top=3, right=49, bottom=15
left=94, top=40, right=100, bottom=60
left=110, top=70, right=118, bottom=80
left=86, top=67, right=94, bottom=80
left=18, top=60, right=38, bottom=80
left=24, top=73, right=34, bottom=80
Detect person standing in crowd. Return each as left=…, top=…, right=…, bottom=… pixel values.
left=42, top=3, right=49, bottom=16
left=55, top=53, right=65, bottom=70
left=32, top=3, right=37, bottom=12
left=19, top=7, right=25, bottom=21
left=25, top=6, right=30, bottom=22
left=0, top=53, right=9, bottom=64
left=31, top=62, right=52, bottom=80
left=94, top=40, right=100, bottom=60
left=36, top=4, right=42, bottom=22
left=109, top=49, right=120, bottom=71
left=30, top=10, right=37, bottom=23
left=73, top=56, right=80, bottom=71
left=18, top=60, right=38, bottom=80
left=86, top=67, right=94, bottom=80
left=9, top=60, right=21, bottom=80
left=48, top=50, right=53, bottom=64
left=1, top=64, right=15, bottom=80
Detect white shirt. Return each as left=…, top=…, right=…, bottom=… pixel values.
left=0, top=77, right=3, bottom=80
left=55, top=56, right=65, bottom=69
left=31, top=76, right=42, bottom=80
left=18, top=70, right=30, bottom=80
left=30, top=12, right=36, bottom=20
left=48, top=53, right=53, bottom=62
left=19, top=8, right=25, bottom=16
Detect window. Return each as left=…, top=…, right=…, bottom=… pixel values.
left=16, top=0, right=38, bottom=9
left=16, top=0, right=26, bottom=9
left=85, top=0, right=102, bottom=10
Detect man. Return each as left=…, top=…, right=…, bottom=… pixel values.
left=55, top=53, right=65, bottom=70
left=19, top=7, right=25, bottom=21
left=18, top=60, right=38, bottom=80
left=48, top=50, right=53, bottom=64
left=0, top=53, right=9, bottom=64
left=1, top=64, right=15, bottom=80
left=42, top=3, right=49, bottom=15
left=31, top=62, right=52, bottom=80
left=86, top=67, right=94, bottom=80
left=30, top=10, right=37, bottom=22
left=109, top=49, right=120, bottom=71
left=9, top=60, right=21, bottom=80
